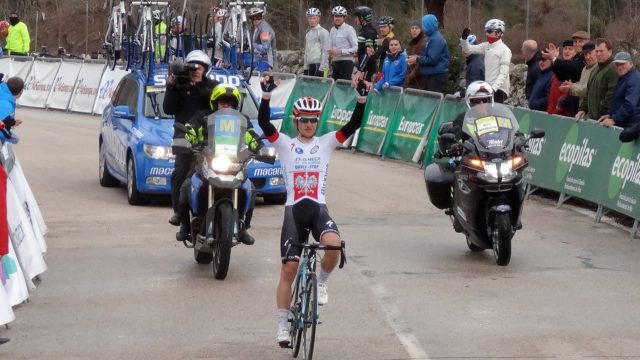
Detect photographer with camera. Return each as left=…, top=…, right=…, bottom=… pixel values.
left=163, top=50, right=220, bottom=239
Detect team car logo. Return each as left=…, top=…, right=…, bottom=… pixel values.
left=293, top=171, right=319, bottom=200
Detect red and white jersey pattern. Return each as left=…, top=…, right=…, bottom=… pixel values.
left=270, top=131, right=341, bottom=206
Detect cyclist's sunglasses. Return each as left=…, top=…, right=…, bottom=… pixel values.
left=297, top=117, right=319, bottom=124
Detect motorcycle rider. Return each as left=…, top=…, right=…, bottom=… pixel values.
left=257, top=73, right=368, bottom=347
left=446, top=80, right=495, bottom=144
left=163, top=50, right=219, bottom=240
left=174, top=83, right=257, bottom=245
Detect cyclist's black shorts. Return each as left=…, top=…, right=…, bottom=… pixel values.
left=281, top=199, right=340, bottom=264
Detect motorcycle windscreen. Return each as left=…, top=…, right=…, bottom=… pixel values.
left=462, top=103, right=519, bottom=154
left=206, top=108, right=248, bottom=159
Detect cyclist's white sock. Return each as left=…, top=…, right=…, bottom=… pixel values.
left=277, top=309, right=290, bottom=329
left=318, top=269, right=331, bottom=284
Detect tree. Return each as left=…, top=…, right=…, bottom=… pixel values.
left=424, top=0, right=446, bottom=27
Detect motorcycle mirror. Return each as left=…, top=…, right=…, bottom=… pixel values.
left=529, top=128, right=545, bottom=139
left=463, top=140, right=475, bottom=154
left=439, top=133, right=457, bottom=144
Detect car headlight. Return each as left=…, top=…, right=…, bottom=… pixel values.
left=210, top=156, right=242, bottom=174
left=144, top=144, right=174, bottom=160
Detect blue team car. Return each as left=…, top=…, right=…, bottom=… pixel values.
left=98, top=66, right=286, bottom=205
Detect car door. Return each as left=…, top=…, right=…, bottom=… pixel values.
left=111, top=78, right=139, bottom=175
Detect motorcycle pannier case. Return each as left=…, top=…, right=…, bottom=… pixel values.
left=424, top=163, right=454, bottom=209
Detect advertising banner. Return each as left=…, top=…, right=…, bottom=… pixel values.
left=8, top=161, right=48, bottom=253
left=381, top=89, right=441, bottom=162
left=17, top=58, right=61, bottom=108
left=355, top=86, right=403, bottom=155
left=280, top=76, right=334, bottom=137
left=2, top=240, right=29, bottom=308
left=68, top=60, right=107, bottom=113
left=317, top=79, right=357, bottom=142
left=47, top=59, right=83, bottom=110
left=421, top=95, right=467, bottom=166
left=92, top=67, right=130, bottom=115
left=248, top=72, right=297, bottom=108
left=0, top=56, right=33, bottom=79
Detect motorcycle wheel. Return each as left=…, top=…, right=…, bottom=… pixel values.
left=466, top=235, right=483, bottom=252
left=492, top=212, right=512, bottom=266
left=212, top=202, right=233, bottom=280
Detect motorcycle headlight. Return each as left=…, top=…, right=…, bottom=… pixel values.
left=210, top=156, right=242, bottom=174
left=144, top=144, right=174, bottom=160
left=480, top=161, right=515, bottom=182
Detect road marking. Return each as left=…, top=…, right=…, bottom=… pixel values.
left=350, top=257, right=431, bottom=360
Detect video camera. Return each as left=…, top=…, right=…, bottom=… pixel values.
left=169, top=60, right=201, bottom=88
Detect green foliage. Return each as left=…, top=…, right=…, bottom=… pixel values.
left=443, top=31, right=463, bottom=93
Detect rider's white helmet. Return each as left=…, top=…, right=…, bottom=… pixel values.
left=484, top=18, right=505, bottom=34
left=465, top=81, right=494, bottom=109
left=306, top=8, right=321, bottom=17
left=186, top=50, right=212, bottom=70
left=331, top=6, right=348, bottom=16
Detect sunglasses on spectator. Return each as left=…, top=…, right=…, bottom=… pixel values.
left=297, top=117, right=319, bottom=124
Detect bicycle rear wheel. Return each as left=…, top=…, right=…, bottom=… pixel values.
left=301, top=273, right=317, bottom=360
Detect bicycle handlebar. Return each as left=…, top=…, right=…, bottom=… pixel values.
left=293, top=240, right=347, bottom=269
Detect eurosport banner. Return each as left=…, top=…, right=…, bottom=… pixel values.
left=0, top=56, right=33, bottom=79
left=317, top=79, right=357, bottom=140
left=92, top=67, right=130, bottom=115
left=421, top=95, right=467, bottom=166
left=355, top=86, right=403, bottom=155
left=381, top=89, right=442, bottom=162
left=47, top=59, right=83, bottom=110
left=17, top=58, right=61, bottom=108
left=280, top=75, right=334, bottom=137
left=515, top=107, right=640, bottom=220
left=68, top=60, right=107, bottom=114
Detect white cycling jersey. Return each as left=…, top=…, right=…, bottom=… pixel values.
left=270, top=131, right=341, bottom=206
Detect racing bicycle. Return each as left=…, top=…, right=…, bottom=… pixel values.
left=132, top=0, right=168, bottom=81
left=103, top=0, right=128, bottom=70
left=222, top=1, right=263, bottom=79
left=286, top=236, right=346, bottom=360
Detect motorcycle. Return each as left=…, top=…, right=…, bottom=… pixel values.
left=425, top=103, right=545, bottom=266
left=175, top=108, right=275, bottom=279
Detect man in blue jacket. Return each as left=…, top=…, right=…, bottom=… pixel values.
left=0, top=76, right=24, bottom=144
left=407, top=14, right=449, bottom=94
left=598, top=51, right=640, bottom=129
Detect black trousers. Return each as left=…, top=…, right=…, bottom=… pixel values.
left=423, top=72, right=448, bottom=94
left=331, top=60, right=354, bottom=81
left=171, top=152, right=194, bottom=213
left=306, top=63, right=323, bottom=77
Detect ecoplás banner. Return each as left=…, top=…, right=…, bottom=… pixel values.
left=317, top=79, right=357, bottom=139
left=355, top=86, right=402, bottom=155
left=421, top=95, right=467, bottom=166
left=381, top=89, right=441, bottom=162
left=280, top=76, right=334, bottom=137
left=18, top=58, right=61, bottom=108
left=47, top=59, right=83, bottom=110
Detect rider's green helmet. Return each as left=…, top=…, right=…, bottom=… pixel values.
left=210, top=84, right=242, bottom=110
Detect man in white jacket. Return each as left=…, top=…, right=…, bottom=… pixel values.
left=303, top=8, right=330, bottom=77
left=460, top=19, right=512, bottom=103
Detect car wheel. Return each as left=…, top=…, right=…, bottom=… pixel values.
left=99, top=141, right=119, bottom=187
left=263, top=193, right=287, bottom=205
left=127, top=157, right=149, bottom=205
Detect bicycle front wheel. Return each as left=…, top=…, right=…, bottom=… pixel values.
left=290, top=271, right=303, bottom=357
left=301, top=273, right=317, bottom=360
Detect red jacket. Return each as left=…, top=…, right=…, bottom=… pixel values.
left=547, top=74, right=572, bottom=116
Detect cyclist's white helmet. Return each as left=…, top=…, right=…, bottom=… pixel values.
left=248, top=7, right=264, bottom=17
left=152, top=9, right=162, bottom=22
left=484, top=18, right=505, bottom=34
left=465, top=81, right=494, bottom=109
left=216, top=8, right=227, bottom=17
left=186, top=50, right=212, bottom=70
left=332, top=6, right=348, bottom=16
left=306, top=8, right=321, bottom=17
left=293, top=97, right=322, bottom=118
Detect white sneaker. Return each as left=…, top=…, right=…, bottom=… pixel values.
left=277, top=326, right=291, bottom=347
left=317, top=282, right=328, bottom=305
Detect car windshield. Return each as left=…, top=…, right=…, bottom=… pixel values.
left=144, top=86, right=172, bottom=119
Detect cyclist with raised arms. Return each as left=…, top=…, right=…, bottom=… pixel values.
left=257, top=73, right=368, bottom=347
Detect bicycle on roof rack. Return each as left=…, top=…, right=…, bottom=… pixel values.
left=131, top=0, right=169, bottom=82
left=220, top=0, right=264, bottom=80
left=103, top=0, right=129, bottom=70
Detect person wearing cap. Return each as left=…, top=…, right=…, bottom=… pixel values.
left=547, top=39, right=580, bottom=116
left=576, top=38, right=618, bottom=120
left=408, top=14, right=449, bottom=94
left=543, top=30, right=591, bottom=84
left=597, top=51, right=640, bottom=129
left=528, top=56, right=553, bottom=111
left=559, top=41, right=597, bottom=100
left=404, top=20, right=427, bottom=89
left=5, top=12, right=30, bottom=56
left=522, top=39, right=541, bottom=100
left=249, top=7, right=278, bottom=71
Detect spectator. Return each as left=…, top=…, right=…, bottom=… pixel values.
left=352, top=6, right=377, bottom=82
left=328, top=6, right=358, bottom=81
left=464, top=35, right=485, bottom=89
left=0, top=21, right=8, bottom=54
left=303, top=8, right=329, bottom=77
left=373, top=38, right=407, bottom=93
left=460, top=19, right=512, bottom=103
left=522, top=39, right=541, bottom=99
left=528, top=57, right=553, bottom=111
left=544, top=30, right=590, bottom=84
left=168, top=16, right=186, bottom=61
left=576, top=38, right=618, bottom=120
left=5, top=12, right=30, bottom=56
left=559, top=41, right=597, bottom=99
left=249, top=7, right=278, bottom=72
left=407, top=14, right=449, bottom=94
left=152, top=10, right=167, bottom=63
left=371, top=16, right=396, bottom=74
left=211, top=8, right=227, bottom=67
left=597, top=51, right=640, bottom=129
left=547, top=39, right=580, bottom=116
left=0, top=76, right=24, bottom=145
left=404, top=20, right=427, bottom=89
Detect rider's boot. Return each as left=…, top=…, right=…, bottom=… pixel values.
left=238, top=219, right=255, bottom=245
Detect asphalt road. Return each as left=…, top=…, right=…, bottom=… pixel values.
left=3, top=108, right=640, bottom=359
